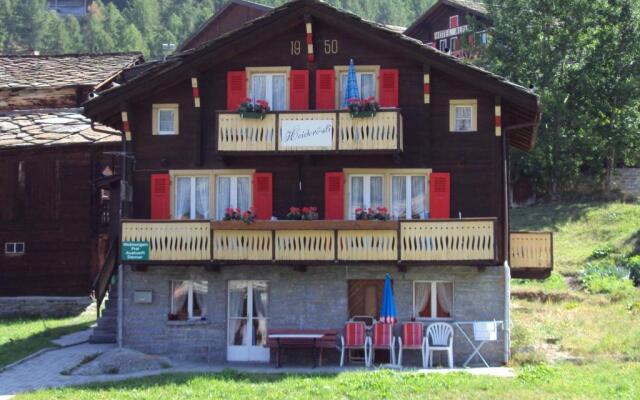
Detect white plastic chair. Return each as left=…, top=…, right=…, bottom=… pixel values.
left=425, top=322, right=454, bottom=368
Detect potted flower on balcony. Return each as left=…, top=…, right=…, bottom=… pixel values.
left=224, top=207, right=242, bottom=221
left=355, top=206, right=390, bottom=220
left=286, top=207, right=302, bottom=220
left=301, top=206, right=319, bottom=220
left=237, top=98, right=270, bottom=119
left=348, top=97, right=380, bottom=118
left=241, top=208, right=256, bottom=225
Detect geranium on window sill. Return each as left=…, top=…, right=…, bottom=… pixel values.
left=223, top=208, right=242, bottom=221
left=238, top=98, right=270, bottom=119
left=355, top=206, right=390, bottom=221
left=347, top=97, right=380, bottom=118
left=286, top=206, right=319, bottom=220
left=241, top=208, right=256, bottom=224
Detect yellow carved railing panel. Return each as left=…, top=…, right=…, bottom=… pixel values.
left=338, top=230, right=397, bottom=261
left=122, top=222, right=211, bottom=261
left=213, top=230, right=272, bottom=261
left=338, top=111, right=399, bottom=150
left=510, top=232, right=553, bottom=269
left=275, top=230, right=335, bottom=261
left=218, top=113, right=276, bottom=151
left=401, top=220, right=495, bottom=261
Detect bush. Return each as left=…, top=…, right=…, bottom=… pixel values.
left=582, top=262, right=629, bottom=280
left=627, top=255, right=640, bottom=287
left=589, top=245, right=617, bottom=260
left=583, top=275, right=636, bottom=301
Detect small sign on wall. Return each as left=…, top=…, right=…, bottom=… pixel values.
left=133, top=290, right=153, bottom=304
left=280, top=119, right=333, bottom=149
left=121, top=241, right=149, bottom=261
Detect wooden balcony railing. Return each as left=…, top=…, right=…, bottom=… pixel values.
left=216, top=109, right=402, bottom=153
left=509, top=231, right=553, bottom=278
left=121, top=219, right=499, bottom=264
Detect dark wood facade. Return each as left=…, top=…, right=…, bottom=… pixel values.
left=85, top=0, right=542, bottom=273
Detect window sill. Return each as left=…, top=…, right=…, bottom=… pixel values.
left=166, top=319, right=210, bottom=326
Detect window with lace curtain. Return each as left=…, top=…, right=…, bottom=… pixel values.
left=413, top=281, right=453, bottom=319
left=170, top=280, right=208, bottom=321
left=449, top=99, right=477, bottom=132
left=348, top=175, right=383, bottom=219
left=174, top=176, right=210, bottom=220
left=152, top=104, right=179, bottom=135
left=391, top=175, right=427, bottom=220
left=216, top=175, right=252, bottom=220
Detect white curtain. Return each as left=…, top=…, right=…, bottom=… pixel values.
left=350, top=176, right=364, bottom=218
left=175, top=177, right=191, bottom=219
left=272, top=75, right=285, bottom=111
left=360, top=73, right=375, bottom=99
left=411, top=176, right=426, bottom=219
left=217, top=177, right=231, bottom=220
left=237, top=177, right=251, bottom=212
left=340, top=73, right=348, bottom=108
left=251, top=75, right=267, bottom=104
left=171, top=281, right=189, bottom=316
left=392, top=176, right=407, bottom=219
left=253, top=282, right=268, bottom=346
left=436, top=282, right=453, bottom=317
left=158, top=110, right=174, bottom=133
left=456, top=106, right=472, bottom=131
left=195, top=177, right=209, bottom=219
left=192, top=280, right=208, bottom=318
left=229, top=283, right=248, bottom=346
left=414, top=283, right=431, bottom=318
left=370, top=176, right=383, bottom=209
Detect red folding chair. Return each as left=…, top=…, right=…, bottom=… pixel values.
left=340, top=321, right=370, bottom=367
left=367, top=322, right=396, bottom=367
left=398, top=321, right=426, bottom=368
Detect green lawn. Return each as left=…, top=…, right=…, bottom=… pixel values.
left=0, top=309, right=95, bottom=368
left=15, top=363, right=640, bottom=400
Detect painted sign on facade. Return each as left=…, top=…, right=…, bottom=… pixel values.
left=434, top=24, right=469, bottom=40
left=121, top=241, right=150, bottom=261
left=279, top=119, right=333, bottom=148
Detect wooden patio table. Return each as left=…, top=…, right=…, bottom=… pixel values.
left=268, top=333, right=325, bottom=368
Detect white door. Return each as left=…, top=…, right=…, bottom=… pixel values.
left=227, top=280, right=270, bottom=362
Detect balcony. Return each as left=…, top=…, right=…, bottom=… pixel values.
left=509, top=231, right=553, bottom=279
left=216, top=109, right=403, bottom=153
left=120, top=218, right=498, bottom=265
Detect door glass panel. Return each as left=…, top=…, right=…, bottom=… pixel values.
left=236, top=177, right=251, bottom=212
left=350, top=176, right=364, bottom=218
left=228, top=282, right=248, bottom=346
left=391, top=176, right=407, bottom=219
left=370, top=176, right=383, bottom=209
left=272, top=75, right=286, bottom=111
left=251, top=75, right=267, bottom=104
left=411, top=176, right=426, bottom=219
left=217, top=177, right=231, bottom=220
left=175, top=177, right=191, bottom=219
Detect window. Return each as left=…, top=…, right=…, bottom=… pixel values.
left=175, top=176, right=210, bottom=219
left=480, top=31, right=489, bottom=45
left=250, top=73, right=286, bottom=111
left=439, top=39, right=448, bottom=52
left=449, top=15, right=459, bottom=29
left=338, top=71, right=377, bottom=108
left=450, top=36, right=459, bottom=52
left=5, top=242, right=25, bottom=255
left=348, top=175, right=383, bottom=219
left=391, top=175, right=427, bottom=219
left=449, top=99, right=478, bottom=132
left=152, top=104, right=179, bottom=135
left=413, top=281, right=453, bottom=319
left=216, top=176, right=252, bottom=220
left=170, top=280, right=208, bottom=321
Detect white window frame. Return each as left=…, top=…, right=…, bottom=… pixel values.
left=413, top=281, right=454, bottom=320
left=390, top=175, right=428, bottom=220
left=450, top=36, right=459, bottom=52
left=250, top=73, right=287, bottom=111
left=439, top=39, right=448, bottom=52
left=170, top=280, right=207, bottom=321
left=347, top=174, right=384, bottom=219
left=174, top=176, right=210, bottom=220
left=4, top=242, right=25, bottom=255
left=338, top=71, right=377, bottom=107
left=216, top=175, right=253, bottom=220
left=246, top=67, right=291, bottom=111
left=449, top=99, right=478, bottom=132
left=152, top=104, right=179, bottom=135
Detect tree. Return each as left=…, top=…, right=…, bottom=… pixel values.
left=14, top=0, right=51, bottom=52
left=41, top=13, right=72, bottom=54
left=65, top=15, right=85, bottom=53
left=120, top=23, right=148, bottom=54
left=85, top=3, right=116, bottom=53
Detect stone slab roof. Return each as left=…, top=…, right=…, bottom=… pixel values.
left=0, top=53, right=143, bottom=90
left=0, top=108, right=120, bottom=149
left=446, top=0, right=487, bottom=15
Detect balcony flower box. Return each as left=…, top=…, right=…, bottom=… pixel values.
left=238, top=98, right=269, bottom=120
left=347, top=97, right=380, bottom=118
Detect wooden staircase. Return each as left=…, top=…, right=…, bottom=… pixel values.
left=89, top=238, right=118, bottom=344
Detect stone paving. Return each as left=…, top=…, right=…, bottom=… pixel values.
left=51, top=328, right=93, bottom=347
left=0, top=342, right=514, bottom=398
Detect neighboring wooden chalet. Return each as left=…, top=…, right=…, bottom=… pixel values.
left=405, top=0, right=490, bottom=59
left=47, top=0, right=93, bottom=17
left=83, top=0, right=551, bottom=365
left=0, top=54, right=141, bottom=310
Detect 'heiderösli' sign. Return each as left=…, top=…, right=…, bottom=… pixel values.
left=121, top=241, right=150, bottom=261
left=280, top=119, right=333, bottom=149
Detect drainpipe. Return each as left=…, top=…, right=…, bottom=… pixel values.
left=503, top=261, right=511, bottom=364
left=117, top=263, right=124, bottom=348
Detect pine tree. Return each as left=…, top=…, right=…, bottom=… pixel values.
left=85, top=3, right=116, bottom=53
left=121, top=23, right=148, bottom=54
left=14, top=0, right=51, bottom=52
left=65, top=15, right=85, bottom=53
left=41, top=13, right=72, bottom=54
left=0, top=0, right=16, bottom=53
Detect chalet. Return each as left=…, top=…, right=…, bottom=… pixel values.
left=405, top=0, right=490, bottom=59
left=0, top=53, right=142, bottom=316
left=83, top=0, right=552, bottom=365
left=47, top=0, right=93, bottom=17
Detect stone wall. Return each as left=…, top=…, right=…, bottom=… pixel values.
left=612, top=168, right=640, bottom=200
left=122, top=264, right=507, bottom=367
left=0, top=296, right=92, bottom=317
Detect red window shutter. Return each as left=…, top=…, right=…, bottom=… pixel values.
left=226, top=71, right=246, bottom=111
left=150, top=173, right=171, bottom=219
left=379, top=69, right=399, bottom=108
left=289, top=70, right=309, bottom=110
left=252, top=172, right=273, bottom=220
left=315, top=69, right=335, bottom=110
left=429, top=172, right=451, bottom=219
left=449, top=15, right=459, bottom=28
left=324, top=172, right=344, bottom=220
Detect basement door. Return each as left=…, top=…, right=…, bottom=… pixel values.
left=227, top=281, right=270, bottom=362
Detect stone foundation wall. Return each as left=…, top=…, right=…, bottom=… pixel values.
left=122, top=264, right=507, bottom=367
left=612, top=168, right=640, bottom=200
left=0, top=296, right=93, bottom=317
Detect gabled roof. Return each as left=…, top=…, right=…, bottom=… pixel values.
left=84, top=0, right=539, bottom=151
left=405, top=0, right=488, bottom=37
left=0, top=53, right=143, bottom=90
left=0, top=108, right=120, bottom=149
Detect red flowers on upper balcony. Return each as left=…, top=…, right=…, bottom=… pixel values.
left=238, top=98, right=270, bottom=119
left=355, top=206, right=390, bottom=221
left=286, top=206, right=319, bottom=220
left=224, top=207, right=256, bottom=224
left=347, top=96, right=380, bottom=118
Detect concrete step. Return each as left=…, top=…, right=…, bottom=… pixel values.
left=89, top=331, right=116, bottom=344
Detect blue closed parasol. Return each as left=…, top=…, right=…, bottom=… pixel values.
left=380, top=273, right=397, bottom=324
left=343, top=58, right=360, bottom=108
